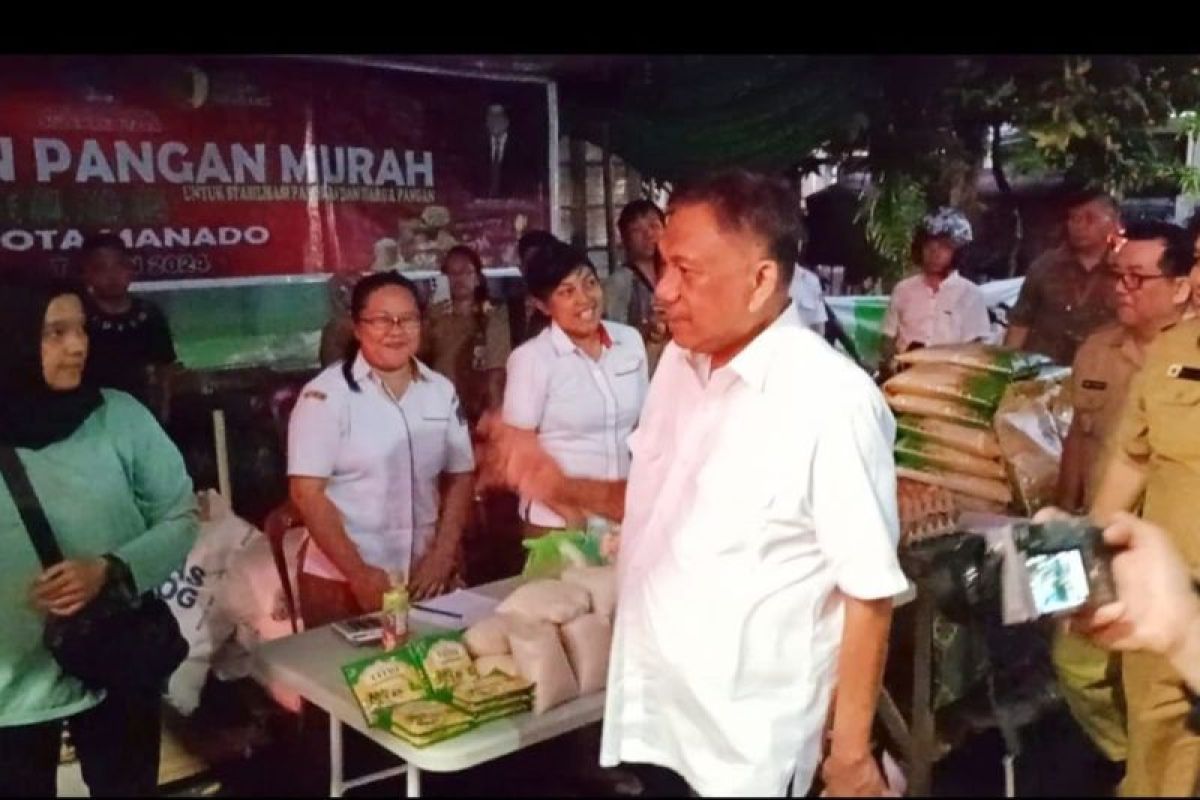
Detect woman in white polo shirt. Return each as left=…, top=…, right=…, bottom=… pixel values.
left=504, top=241, right=649, bottom=536
left=288, top=272, right=476, bottom=627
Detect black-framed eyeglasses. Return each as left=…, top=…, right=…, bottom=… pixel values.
left=1107, top=270, right=1170, bottom=291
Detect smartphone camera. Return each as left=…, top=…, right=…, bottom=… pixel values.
left=1014, top=518, right=1116, bottom=617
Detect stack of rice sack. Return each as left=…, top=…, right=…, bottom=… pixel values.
left=885, top=344, right=1051, bottom=516
left=463, top=565, right=617, bottom=715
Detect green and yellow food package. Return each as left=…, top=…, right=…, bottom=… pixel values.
left=452, top=672, right=534, bottom=712
left=341, top=653, right=428, bottom=727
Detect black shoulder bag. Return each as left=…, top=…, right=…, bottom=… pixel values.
left=0, top=446, right=187, bottom=694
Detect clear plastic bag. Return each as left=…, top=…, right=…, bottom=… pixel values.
left=992, top=369, right=1072, bottom=515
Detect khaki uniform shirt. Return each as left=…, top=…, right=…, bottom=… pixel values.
left=422, top=303, right=511, bottom=425
left=1070, top=324, right=1144, bottom=505
left=1114, top=317, right=1200, bottom=567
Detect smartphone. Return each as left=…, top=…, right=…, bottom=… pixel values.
left=1026, top=549, right=1092, bottom=615
left=1018, top=519, right=1117, bottom=617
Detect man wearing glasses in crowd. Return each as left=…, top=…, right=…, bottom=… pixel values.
left=1085, top=220, right=1200, bottom=796
left=1052, top=222, right=1197, bottom=787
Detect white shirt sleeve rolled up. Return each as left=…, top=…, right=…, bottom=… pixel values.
left=810, top=390, right=909, bottom=600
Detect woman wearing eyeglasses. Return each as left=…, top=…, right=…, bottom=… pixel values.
left=287, top=272, right=476, bottom=627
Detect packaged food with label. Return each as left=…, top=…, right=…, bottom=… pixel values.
left=380, top=576, right=409, bottom=651
left=341, top=653, right=428, bottom=727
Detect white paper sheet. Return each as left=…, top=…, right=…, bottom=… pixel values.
left=409, top=589, right=502, bottom=628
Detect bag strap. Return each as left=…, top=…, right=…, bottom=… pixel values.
left=0, top=446, right=64, bottom=568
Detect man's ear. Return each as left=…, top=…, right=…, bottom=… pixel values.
left=1173, top=277, right=1193, bottom=308
left=747, top=259, right=783, bottom=313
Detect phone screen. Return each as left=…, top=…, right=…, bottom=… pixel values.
left=1026, top=550, right=1091, bottom=615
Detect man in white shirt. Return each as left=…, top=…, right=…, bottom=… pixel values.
left=483, top=171, right=908, bottom=796
left=880, top=207, right=991, bottom=372
left=789, top=263, right=828, bottom=336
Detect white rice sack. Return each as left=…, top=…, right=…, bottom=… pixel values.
left=464, top=613, right=517, bottom=658
left=215, top=527, right=306, bottom=713
left=474, top=654, right=520, bottom=678
left=160, top=490, right=258, bottom=716
left=496, top=579, right=591, bottom=625
left=559, top=613, right=612, bottom=695
left=507, top=619, right=580, bottom=714
left=561, top=565, right=617, bottom=620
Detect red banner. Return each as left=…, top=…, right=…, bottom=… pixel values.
left=0, top=56, right=552, bottom=280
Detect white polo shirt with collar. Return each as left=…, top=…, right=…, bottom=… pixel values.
left=287, top=352, right=475, bottom=582
left=599, top=304, right=909, bottom=797
left=502, top=320, right=649, bottom=528
left=881, top=270, right=992, bottom=352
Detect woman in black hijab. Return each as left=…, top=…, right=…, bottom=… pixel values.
left=0, top=273, right=103, bottom=449
left=0, top=271, right=197, bottom=797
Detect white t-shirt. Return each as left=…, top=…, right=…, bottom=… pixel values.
left=788, top=267, right=828, bottom=331
left=881, top=271, right=991, bottom=352
left=502, top=321, right=648, bottom=528
left=600, top=306, right=908, bottom=797
left=287, top=353, right=475, bottom=581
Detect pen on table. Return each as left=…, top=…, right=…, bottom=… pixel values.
left=411, top=604, right=464, bottom=620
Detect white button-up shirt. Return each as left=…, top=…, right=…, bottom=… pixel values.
left=600, top=305, right=908, bottom=797
left=503, top=320, right=648, bottom=528
left=789, top=266, right=829, bottom=331
left=287, top=352, right=475, bottom=581
left=881, top=271, right=991, bottom=352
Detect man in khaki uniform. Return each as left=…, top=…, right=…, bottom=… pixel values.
left=1091, top=221, right=1199, bottom=796
left=1052, top=222, right=1196, bottom=772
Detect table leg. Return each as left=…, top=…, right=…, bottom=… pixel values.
left=330, top=717, right=344, bottom=798
left=877, top=688, right=912, bottom=764
left=909, top=591, right=936, bottom=796
left=406, top=763, right=421, bottom=798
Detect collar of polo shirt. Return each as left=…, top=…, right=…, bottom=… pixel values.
left=351, top=350, right=428, bottom=384
left=684, top=301, right=800, bottom=392
left=548, top=320, right=614, bottom=356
